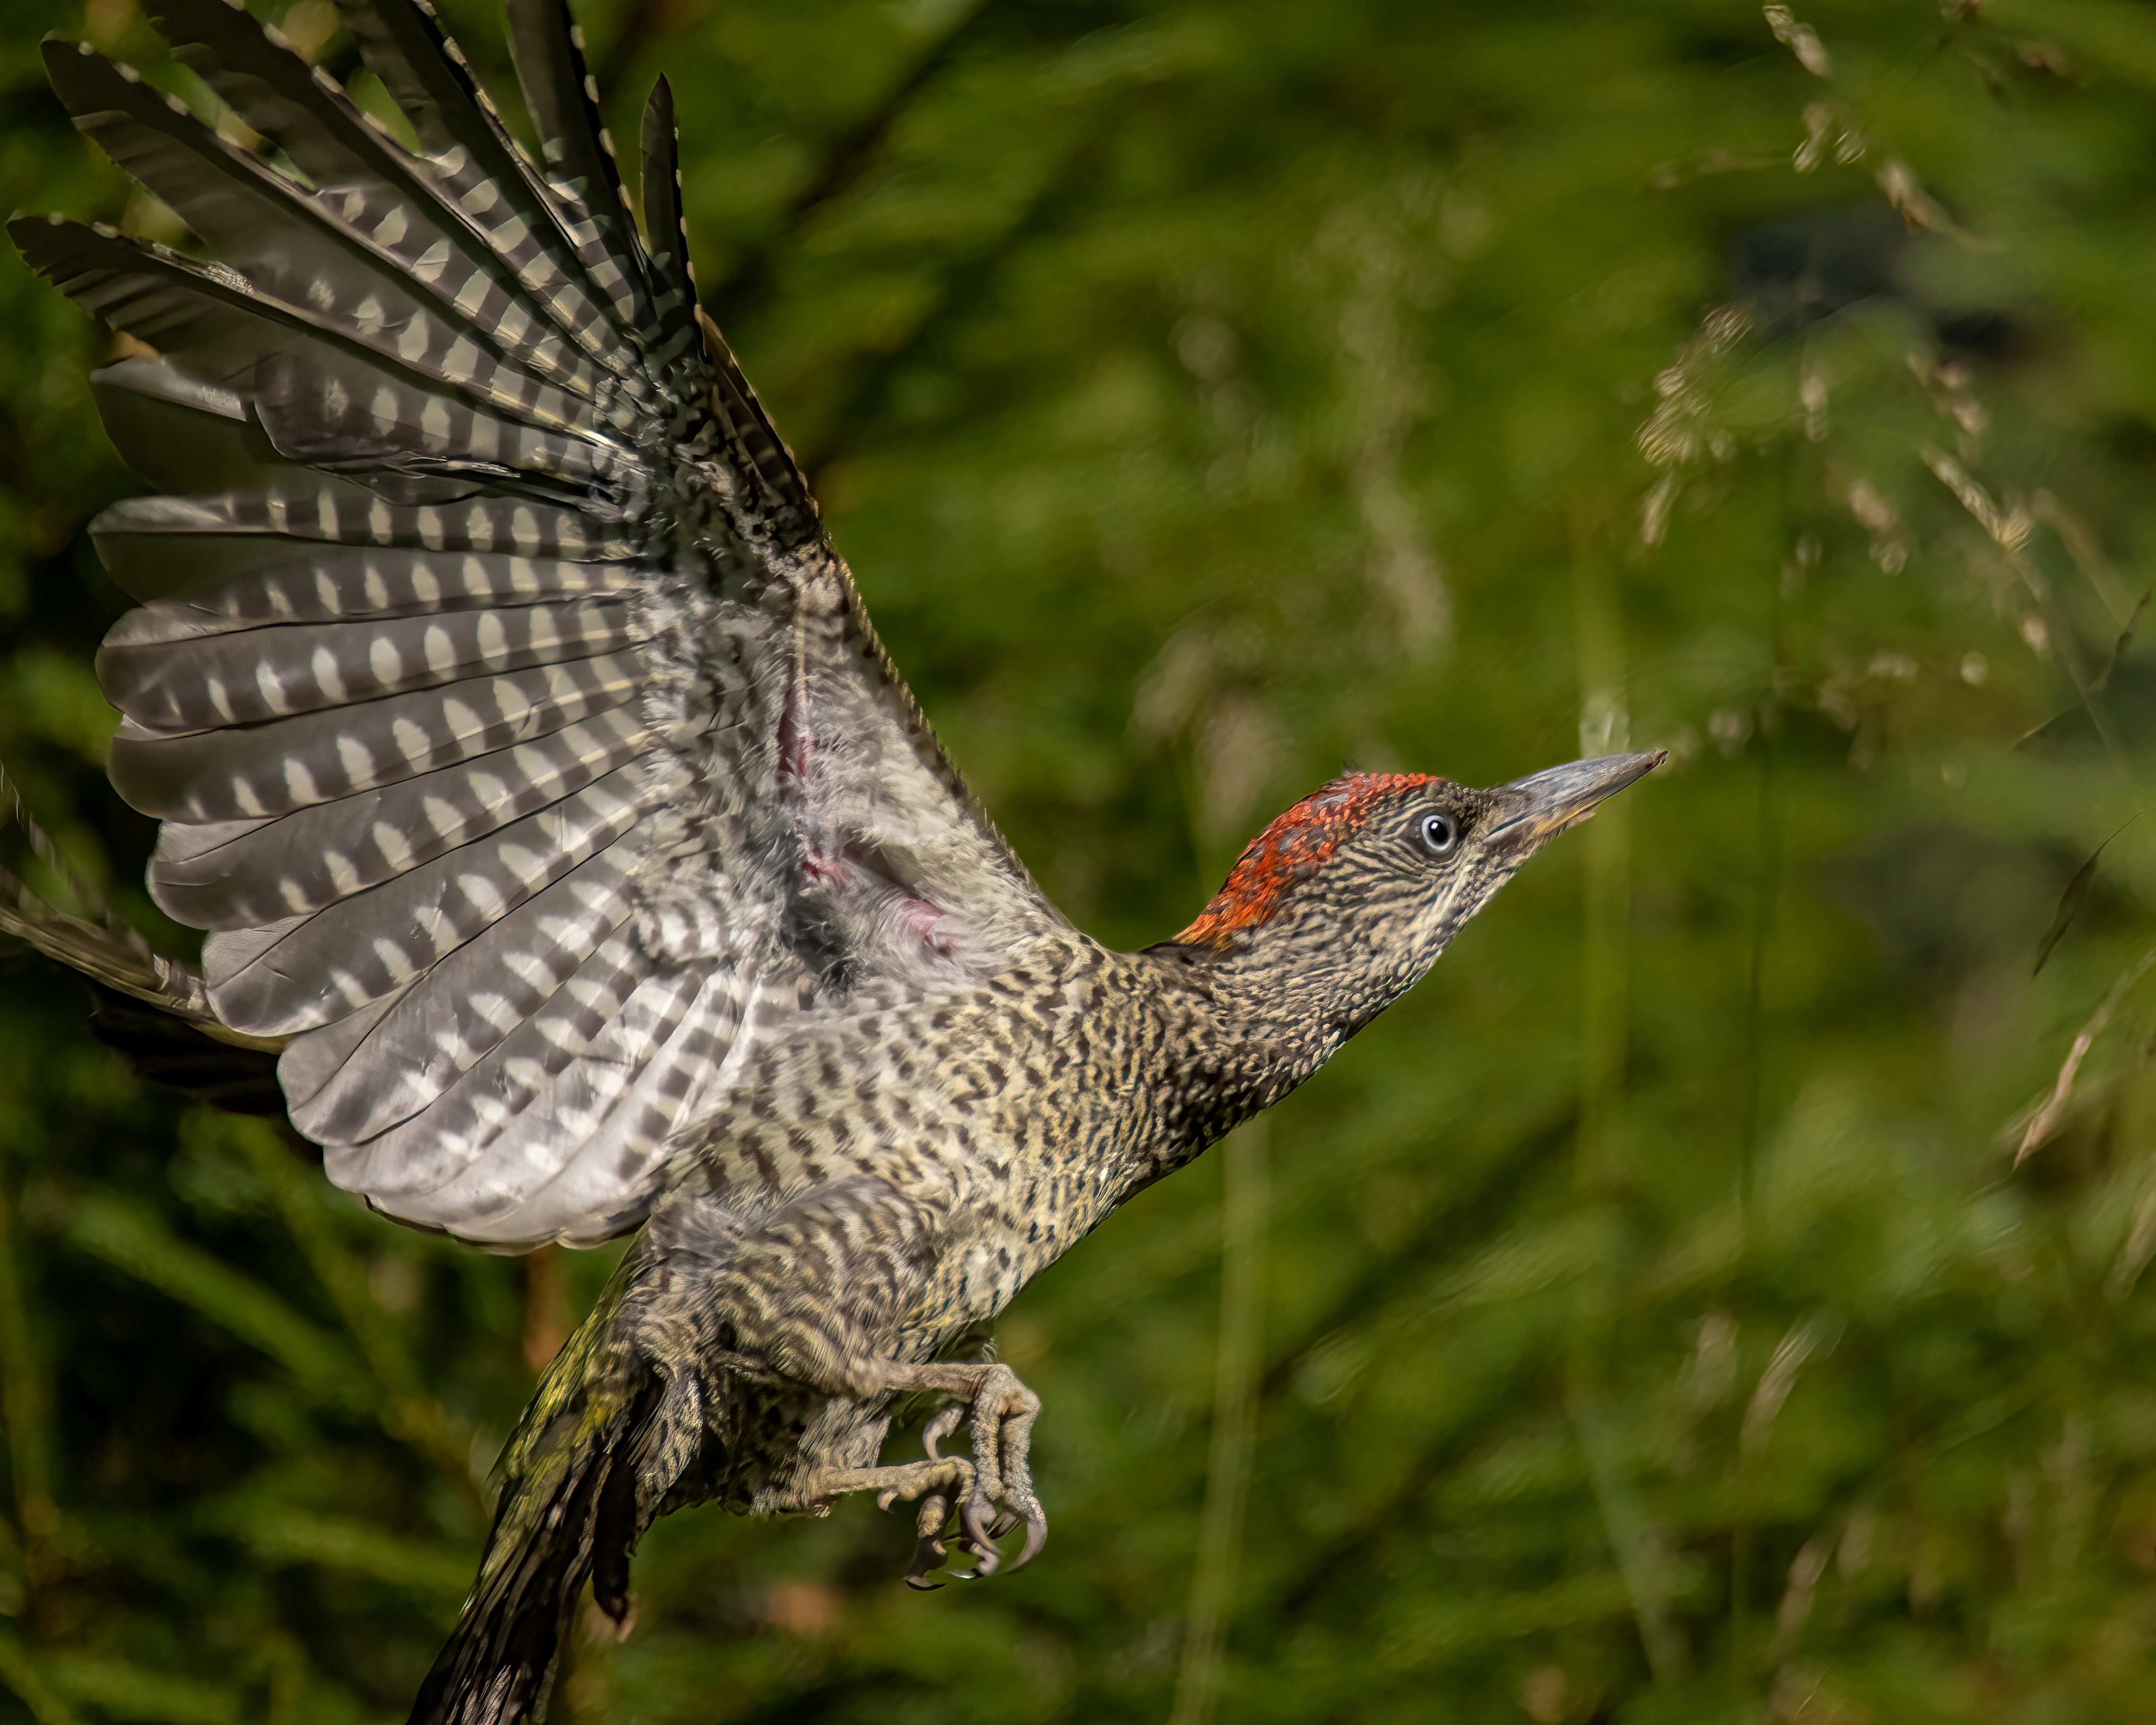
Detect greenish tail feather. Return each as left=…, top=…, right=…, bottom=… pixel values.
left=409, top=1269, right=662, bottom=1725
left=1, top=757, right=289, bottom=1111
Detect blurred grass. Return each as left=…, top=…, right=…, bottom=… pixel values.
left=9, top=0, right=2156, bottom=1720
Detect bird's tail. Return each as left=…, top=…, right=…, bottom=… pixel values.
left=409, top=1249, right=692, bottom=1725
left=0, top=761, right=211, bottom=1020
left=0, top=762, right=292, bottom=1115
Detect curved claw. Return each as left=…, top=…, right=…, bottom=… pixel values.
left=1009, top=1503, right=1049, bottom=1571
left=921, top=1401, right=966, bottom=1460
left=905, top=1533, right=951, bottom=1589
left=950, top=1533, right=1001, bottom=1581
left=881, top=1363, right=1048, bottom=1588
left=961, top=1495, right=1003, bottom=1561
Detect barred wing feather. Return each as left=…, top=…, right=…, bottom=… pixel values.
left=15, top=0, right=1062, bottom=1246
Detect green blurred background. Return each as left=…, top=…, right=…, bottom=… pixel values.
left=4, top=0, right=2156, bottom=1719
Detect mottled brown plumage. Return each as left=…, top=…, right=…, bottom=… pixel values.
left=4, top=5, right=1662, bottom=1722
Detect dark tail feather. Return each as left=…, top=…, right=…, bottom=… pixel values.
left=83, top=982, right=292, bottom=1120
left=0, top=760, right=292, bottom=1111
left=409, top=1343, right=665, bottom=1725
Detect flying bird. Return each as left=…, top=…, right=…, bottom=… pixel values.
left=5, top=1, right=1661, bottom=1719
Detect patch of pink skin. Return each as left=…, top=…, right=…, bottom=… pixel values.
left=898, top=892, right=956, bottom=961
left=800, top=846, right=849, bottom=885
left=777, top=690, right=958, bottom=963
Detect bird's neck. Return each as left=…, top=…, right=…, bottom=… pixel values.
left=1140, top=912, right=1412, bottom=1149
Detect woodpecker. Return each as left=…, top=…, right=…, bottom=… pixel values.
left=7, top=3, right=1661, bottom=1720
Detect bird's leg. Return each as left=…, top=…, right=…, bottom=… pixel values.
left=775, top=1358, right=1045, bottom=1586
left=899, top=1399, right=970, bottom=1580
left=869, top=1359, right=1046, bottom=1581
left=801, top=1451, right=976, bottom=1586
left=682, top=1181, right=1049, bottom=1582
left=815, top=1400, right=974, bottom=1588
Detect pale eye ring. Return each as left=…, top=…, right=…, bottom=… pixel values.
left=1420, top=812, right=1458, bottom=856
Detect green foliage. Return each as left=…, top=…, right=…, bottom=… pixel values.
left=8, top=0, right=2156, bottom=1719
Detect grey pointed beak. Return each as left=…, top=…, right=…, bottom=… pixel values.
left=1487, top=750, right=1666, bottom=848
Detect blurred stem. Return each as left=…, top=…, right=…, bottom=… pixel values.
left=1747, top=420, right=1805, bottom=1194
left=1738, top=729, right=1777, bottom=1220
left=1730, top=488, right=1798, bottom=1709
left=2008, top=536, right=2125, bottom=765
left=227, top=1118, right=476, bottom=1499
left=0, top=1631, right=76, bottom=1725
left=694, top=0, right=991, bottom=322
left=524, top=1246, right=570, bottom=1376
left=1570, top=1386, right=1685, bottom=1682
left=1736, top=512, right=1787, bottom=1229
left=1567, top=546, right=1679, bottom=1679
left=1574, top=548, right=1629, bottom=1196
left=0, top=1132, right=58, bottom=1620
left=228, top=1119, right=414, bottom=1392
left=251, top=1629, right=306, bottom=1725
left=1170, top=1117, right=1268, bottom=1725
left=1730, top=669, right=1780, bottom=1711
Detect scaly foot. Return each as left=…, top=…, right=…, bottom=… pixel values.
left=952, top=1363, right=1045, bottom=1579
left=805, top=1452, right=974, bottom=1588
left=821, top=1356, right=1052, bottom=1586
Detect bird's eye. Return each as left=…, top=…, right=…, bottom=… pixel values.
left=1420, top=812, right=1457, bottom=856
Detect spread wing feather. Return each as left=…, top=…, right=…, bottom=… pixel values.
left=13, top=0, right=1061, bottom=1246
left=638, top=78, right=701, bottom=360
left=281, top=849, right=644, bottom=1139
left=100, top=540, right=631, bottom=635
left=43, top=41, right=607, bottom=406
left=146, top=714, right=651, bottom=928
left=148, top=0, right=645, bottom=398
left=99, top=599, right=642, bottom=730
left=91, top=489, right=636, bottom=601
left=505, top=0, right=656, bottom=334
left=15, top=213, right=610, bottom=449
left=202, top=759, right=658, bottom=1032
left=108, top=656, right=647, bottom=821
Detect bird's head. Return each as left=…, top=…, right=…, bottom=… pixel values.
left=1173, top=751, right=1665, bottom=1036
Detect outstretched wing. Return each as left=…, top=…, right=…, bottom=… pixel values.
left=15, top=0, right=1063, bottom=1247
